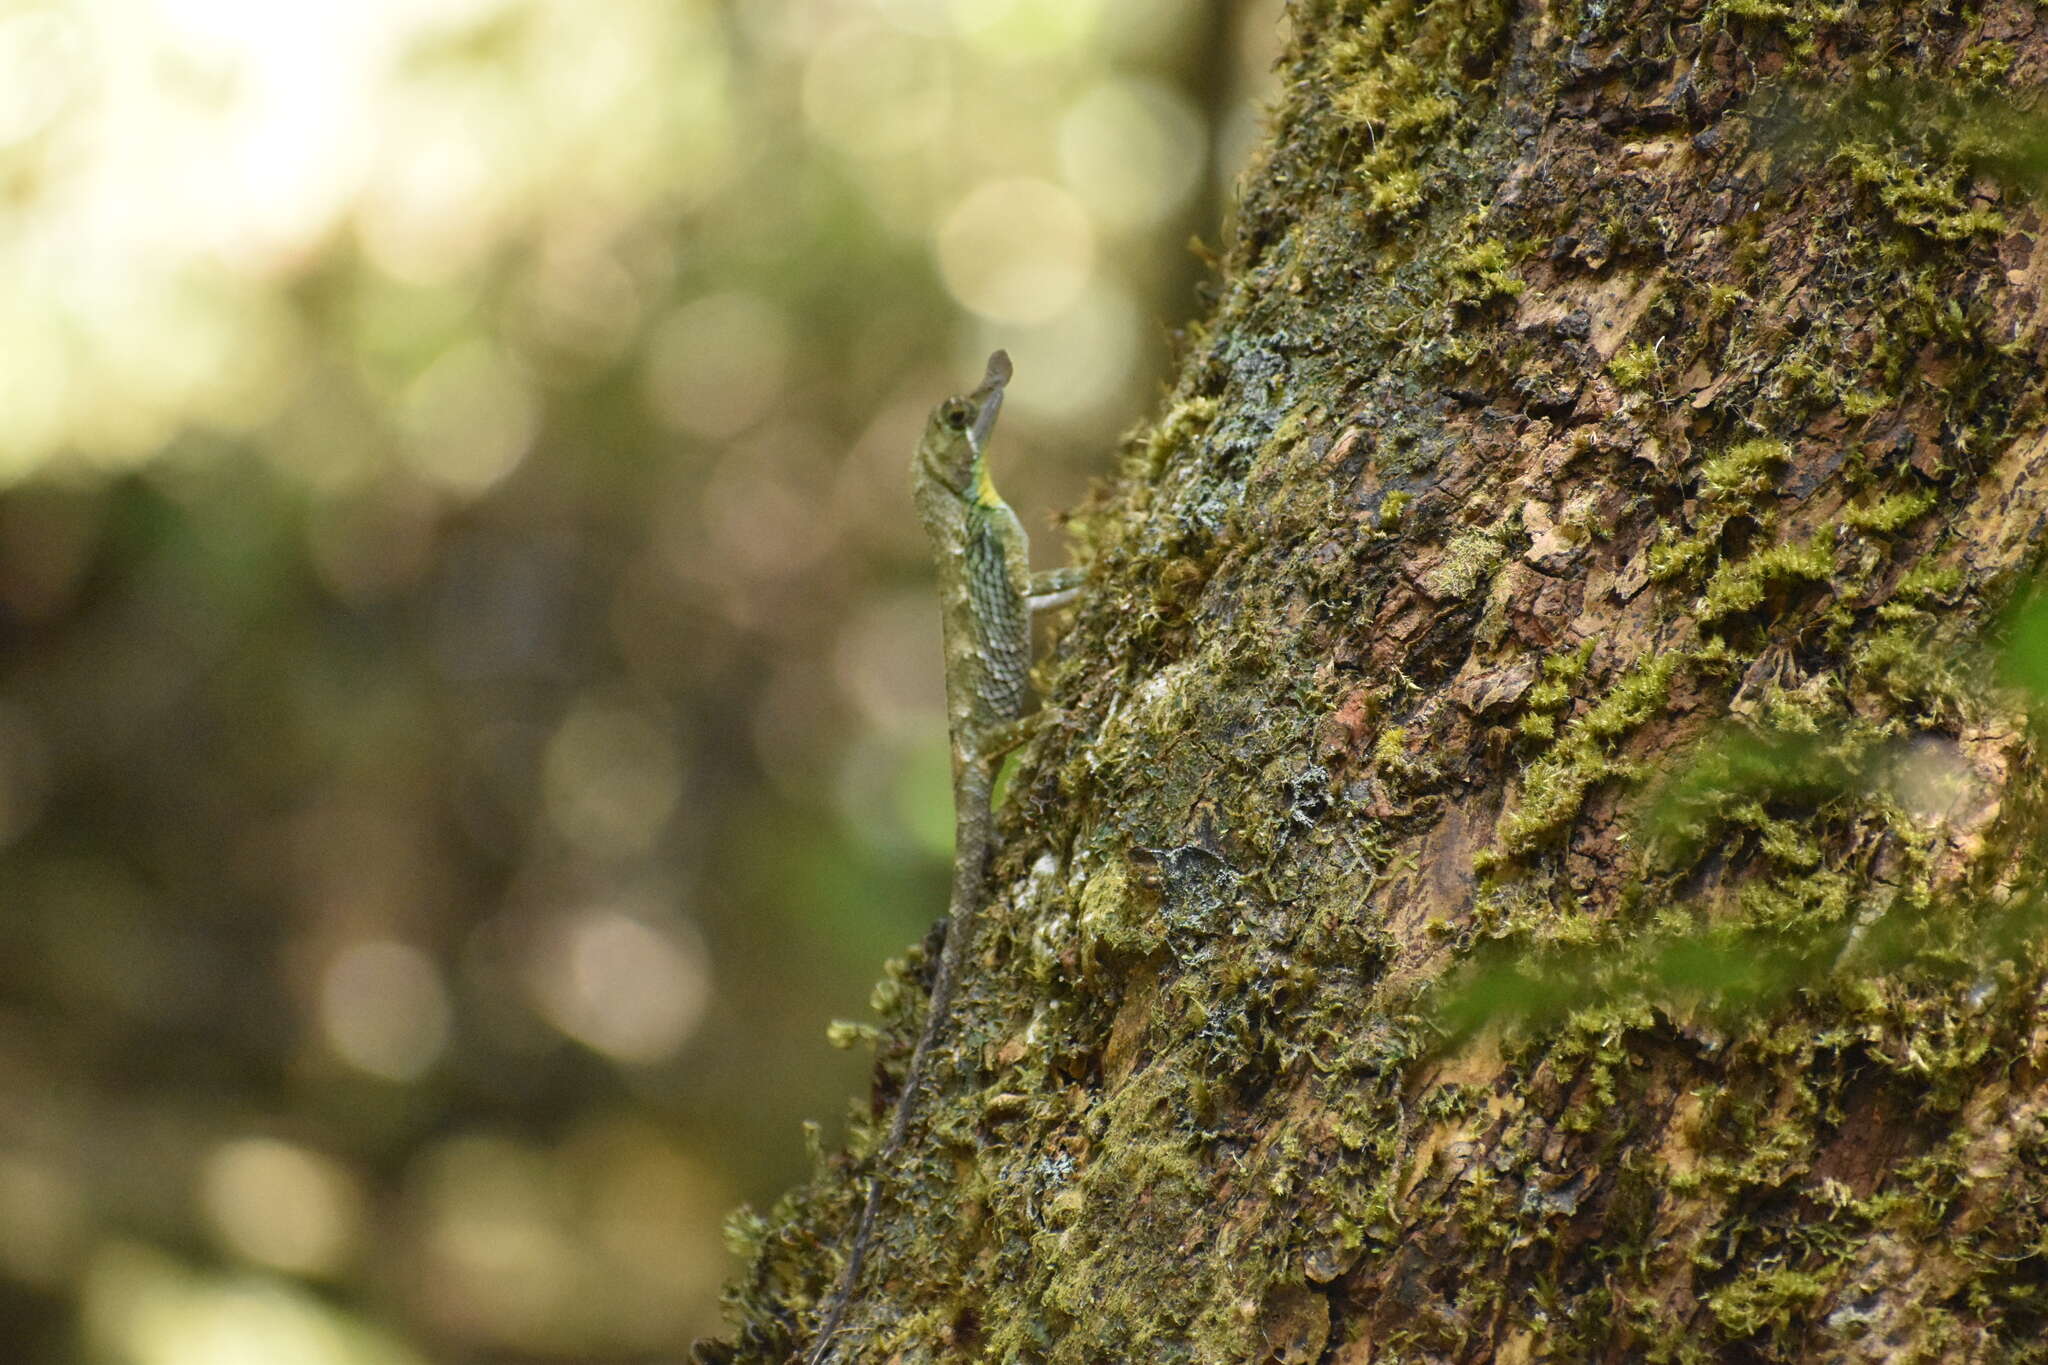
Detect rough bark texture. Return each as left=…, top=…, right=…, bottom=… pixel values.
left=711, top=0, right=2048, bottom=1361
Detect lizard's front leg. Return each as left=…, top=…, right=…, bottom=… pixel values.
left=968, top=709, right=1060, bottom=767
left=1027, top=566, right=1083, bottom=614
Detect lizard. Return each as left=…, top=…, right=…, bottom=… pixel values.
left=804, top=350, right=1079, bottom=1365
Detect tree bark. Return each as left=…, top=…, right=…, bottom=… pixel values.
left=710, top=1, right=2048, bottom=1360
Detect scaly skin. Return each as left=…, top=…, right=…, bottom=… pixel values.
left=805, top=351, right=1069, bottom=1364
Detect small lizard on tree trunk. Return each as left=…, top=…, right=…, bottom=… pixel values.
left=804, top=351, right=1078, bottom=1364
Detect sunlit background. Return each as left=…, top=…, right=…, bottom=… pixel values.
left=0, top=1, right=1285, bottom=1360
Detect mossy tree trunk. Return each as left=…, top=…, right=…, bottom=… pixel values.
left=713, top=1, right=2048, bottom=1360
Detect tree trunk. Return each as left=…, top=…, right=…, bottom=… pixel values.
left=710, top=0, right=2048, bottom=1360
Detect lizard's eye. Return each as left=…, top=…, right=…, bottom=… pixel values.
left=942, top=400, right=973, bottom=431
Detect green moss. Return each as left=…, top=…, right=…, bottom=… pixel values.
left=1377, top=724, right=1441, bottom=789
left=1373, top=725, right=1410, bottom=766
left=1423, top=522, right=1510, bottom=599
left=1314, top=0, right=1509, bottom=226
left=1703, top=0, right=1847, bottom=58
left=1584, top=656, right=1685, bottom=742
left=1438, top=334, right=1482, bottom=366
left=1853, top=625, right=1967, bottom=712
left=1362, top=152, right=1426, bottom=215
left=1699, top=438, right=1788, bottom=502
left=1704, top=283, right=1747, bottom=321
left=1608, top=342, right=1660, bottom=389
left=1771, top=355, right=1835, bottom=407
left=1705, top=1264, right=1838, bottom=1338
left=1837, top=141, right=2008, bottom=241
left=1497, top=655, right=1680, bottom=856
left=1391, top=88, right=1458, bottom=138
left=1955, top=40, right=2017, bottom=85
left=1738, top=866, right=1853, bottom=935
left=1445, top=238, right=1526, bottom=304
left=1647, top=529, right=1716, bottom=585
left=1710, top=0, right=1798, bottom=19
left=1077, top=855, right=1164, bottom=965
left=1699, top=529, right=1836, bottom=622
left=723, top=1205, right=771, bottom=1263
left=1526, top=641, right=1595, bottom=712
left=1516, top=642, right=1597, bottom=745
left=1134, top=395, right=1220, bottom=479
left=1005, top=1062, right=1253, bottom=1360
left=823, top=1019, right=878, bottom=1050
left=1894, top=561, right=1963, bottom=602
left=1843, top=486, right=1937, bottom=533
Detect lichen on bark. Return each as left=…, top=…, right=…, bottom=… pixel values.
left=706, top=1, right=2048, bottom=1361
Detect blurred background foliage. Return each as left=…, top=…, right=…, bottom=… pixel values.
left=0, top=1, right=1285, bottom=1360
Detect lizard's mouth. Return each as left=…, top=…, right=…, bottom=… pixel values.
left=968, top=349, right=1011, bottom=452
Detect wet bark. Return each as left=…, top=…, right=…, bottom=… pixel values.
left=711, top=1, right=2048, bottom=1361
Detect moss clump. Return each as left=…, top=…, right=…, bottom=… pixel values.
left=1836, top=141, right=2007, bottom=241
left=823, top=1019, right=878, bottom=1050
left=1526, top=641, right=1594, bottom=712
left=1710, top=0, right=1804, bottom=18
left=1844, top=486, right=1937, bottom=533
left=1891, top=560, right=1963, bottom=605
left=1699, top=438, right=1788, bottom=502
left=1955, top=40, right=2017, bottom=85
left=1703, top=0, right=1848, bottom=60
left=1705, top=1263, right=1838, bottom=1339
left=1132, top=394, right=1220, bottom=480
left=1373, top=725, right=1410, bottom=767
left=1073, top=854, right=1166, bottom=971
left=1361, top=150, right=1425, bottom=216
left=1518, top=641, right=1596, bottom=742
left=1376, top=725, right=1441, bottom=789
left=1445, top=239, right=1526, bottom=305
left=1495, top=655, right=1680, bottom=857
left=1853, top=626, right=1969, bottom=713
left=1641, top=440, right=1799, bottom=594
left=1423, top=522, right=1510, bottom=599
left=1647, top=529, right=1715, bottom=584
left=1317, top=0, right=1511, bottom=224
left=1699, top=529, right=1836, bottom=622
left=1607, top=342, right=1660, bottom=389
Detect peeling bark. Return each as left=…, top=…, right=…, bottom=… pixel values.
left=711, top=1, right=2048, bottom=1361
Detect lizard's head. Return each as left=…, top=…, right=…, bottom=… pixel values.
left=916, top=350, right=1011, bottom=498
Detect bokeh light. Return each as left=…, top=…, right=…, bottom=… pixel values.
left=407, top=1135, right=577, bottom=1349
left=937, top=178, right=1097, bottom=324
left=318, top=941, right=454, bottom=1083
left=642, top=293, right=793, bottom=441
left=992, top=282, right=1146, bottom=424
left=541, top=700, right=685, bottom=859
left=802, top=23, right=952, bottom=160
left=952, top=0, right=1103, bottom=58
left=198, top=1139, right=364, bottom=1278
left=81, top=1244, right=421, bottom=1365
left=527, top=908, right=712, bottom=1065
left=1059, top=77, right=1208, bottom=231
left=398, top=342, right=539, bottom=494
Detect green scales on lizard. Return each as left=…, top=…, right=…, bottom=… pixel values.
left=806, top=351, right=1080, bottom=1364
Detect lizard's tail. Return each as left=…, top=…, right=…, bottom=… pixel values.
left=802, top=759, right=996, bottom=1364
